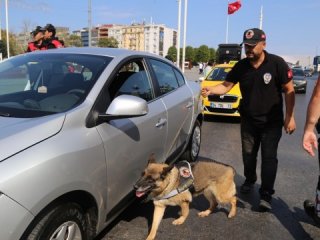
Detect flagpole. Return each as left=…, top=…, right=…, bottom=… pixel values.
left=226, top=1, right=229, bottom=43
left=259, top=5, right=263, bottom=29
left=226, top=14, right=229, bottom=43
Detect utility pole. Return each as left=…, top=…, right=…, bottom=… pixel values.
left=176, top=0, right=181, bottom=68
left=182, top=0, right=188, bottom=73
left=0, top=0, right=2, bottom=61
left=5, top=0, right=9, bottom=58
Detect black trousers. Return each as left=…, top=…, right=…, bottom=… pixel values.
left=241, top=118, right=282, bottom=195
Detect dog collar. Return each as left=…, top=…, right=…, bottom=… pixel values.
left=154, top=160, right=194, bottom=200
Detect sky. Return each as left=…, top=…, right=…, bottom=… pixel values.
left=2, top=0, right=320, bottom=65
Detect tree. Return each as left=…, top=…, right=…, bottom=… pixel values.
left=195, top=45, right=210, bottom=63
left=166, top=46, right=177, bottom=62
left=208, top=48, right=216, bottom=63
left=66, top=34, right=82, bottom=47
left=98, top=37, right=118, bottom=48
left=185, top=46, right=195, bottom=63
left=0, top=31, right=19, bottom=58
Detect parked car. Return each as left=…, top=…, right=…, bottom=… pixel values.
left=0, top=48, right=203, bottom=240
left=200, top=62, right=241, bottom=117
left=304, top=68, right=313, bottom=77
left=292, top=67, right=307, bottom=93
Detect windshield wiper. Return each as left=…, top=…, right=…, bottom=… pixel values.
left=0, top=112, right=10, bottom=117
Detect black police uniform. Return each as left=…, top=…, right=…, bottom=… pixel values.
left=226, top=50, right=291, bottom=198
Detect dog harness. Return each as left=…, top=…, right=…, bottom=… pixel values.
left=155, top=160, right=194, bottom=200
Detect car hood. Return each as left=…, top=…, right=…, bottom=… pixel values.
left=293, top=76, right=306, bottom=81
left=0, top=114, right=65, bottom=161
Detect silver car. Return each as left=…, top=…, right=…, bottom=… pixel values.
left=0, top=48, right=203, bottom=240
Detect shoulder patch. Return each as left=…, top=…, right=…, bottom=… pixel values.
left=287, top=69, right=293, bottom=79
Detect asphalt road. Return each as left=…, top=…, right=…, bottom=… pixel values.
left=99, top=68, right=320, bottom=240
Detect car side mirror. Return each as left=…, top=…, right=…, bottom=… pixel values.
left=99, top=95, right=148, bottom=121
left=199, top=77, right=205, bottom=82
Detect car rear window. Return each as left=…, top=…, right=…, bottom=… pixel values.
left=207, top=67, right=232, bottom=81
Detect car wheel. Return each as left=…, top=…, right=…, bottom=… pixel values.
left=180, top=120, right=201, bottom=162
left=24, top=203, right=89, bottom=240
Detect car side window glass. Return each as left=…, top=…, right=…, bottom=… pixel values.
left=149, top=59, right=179, bottom=95
left=173, top=68, right=185, bottom=86
left=109, top=60, right=154, bottom=102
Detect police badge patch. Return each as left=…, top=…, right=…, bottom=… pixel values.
left=263, top=73, right=272, bottom=84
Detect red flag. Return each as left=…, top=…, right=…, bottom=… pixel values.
left=228, top=0, right=241, bottom=15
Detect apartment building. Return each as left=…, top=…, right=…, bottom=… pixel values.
left=122, top=24, right=145, bottom=51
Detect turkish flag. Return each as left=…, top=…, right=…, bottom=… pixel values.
left=228, top=0, right=241, bottom=15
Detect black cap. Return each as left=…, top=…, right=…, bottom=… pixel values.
left=242, top=28, right=266, bottom=46
left=44, top=23, right=56, bottom=34
left=31, top=26, right=45, bottom=37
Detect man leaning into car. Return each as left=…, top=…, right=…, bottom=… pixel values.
left=201, top=28, right=296, bottom=211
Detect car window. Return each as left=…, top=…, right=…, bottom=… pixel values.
left=292, top=68, right=304, bottom=76
left=173, top=68, right=185, bottom=87
left=149, top=59, right=179, bottom=95
left=109, top=59, right=154, bottom=102
left=207, top=67, right=231, bottom=81
left=0, top=53, right=111, bottom=117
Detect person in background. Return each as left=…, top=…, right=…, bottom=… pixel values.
left=302, top=76, right=320, bottom=226
left=26, top=26, right=46, bottom=52
left=43, top=23, right=64, bottom=49
left=198, top=62, right=204, bottom=74
left=201, top=28, right=296, bottom=211
left=203, top=61, right=214, bottom=77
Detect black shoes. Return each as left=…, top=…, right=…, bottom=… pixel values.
left=304, top=199, right=320, bottom=226
left=259, top=190, right=272, bottom=211
left=240, top=181, right=273, bottom=210
left=240, top=181, right=254, bottom=194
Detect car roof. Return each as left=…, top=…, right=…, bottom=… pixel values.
left=22, top=47, right=171, bottom=63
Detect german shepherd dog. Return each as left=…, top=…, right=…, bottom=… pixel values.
left=134, top=155, right=237, bottom=240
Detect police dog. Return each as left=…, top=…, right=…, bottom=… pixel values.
left=134, top=155, right=237, bottom=240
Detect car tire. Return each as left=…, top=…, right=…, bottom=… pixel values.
left=24, top=203, right=90, bottom=240
left=180, top=120, right=201, bottom=162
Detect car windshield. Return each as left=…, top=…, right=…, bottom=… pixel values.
left=292, top=68, right=304, bottom=76
left=0, top=53, right=112, bottom=118
left=206, top=67, right=231, bottom=81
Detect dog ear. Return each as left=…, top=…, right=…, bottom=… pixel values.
left=161, top=165, right=174, bottom=178
left=148, top=153, right=156, bottom=164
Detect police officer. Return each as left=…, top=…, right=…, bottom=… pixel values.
left=43, top=23, right=64, bottom=49
left=302, top=76, right=320, bottom=226
left=201, top=28, right=296, bottom=211
left=26, top=26, right=46, bottom=52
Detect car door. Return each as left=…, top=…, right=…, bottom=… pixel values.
left=95, top=58, right=168, bottom=213
left=148, top=59, right=193, bottom=161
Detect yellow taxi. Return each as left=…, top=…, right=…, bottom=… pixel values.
left=201, top=61, right=241, bottom=117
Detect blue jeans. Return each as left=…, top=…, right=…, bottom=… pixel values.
left=241, top=118, right=282, bottom=195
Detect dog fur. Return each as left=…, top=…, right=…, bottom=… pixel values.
left=134, top=155, right=237, bottom=240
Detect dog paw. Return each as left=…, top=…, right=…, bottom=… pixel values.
left=172, top=217, right=186, bottom=225
left=198, top=210, right=211, bottom=217
left=228, top=211, right=236, bottom=218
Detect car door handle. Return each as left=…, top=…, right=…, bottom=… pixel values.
left=155, top=118, right=167, bottom=128
left=185, top=101, right=193, bottom=109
